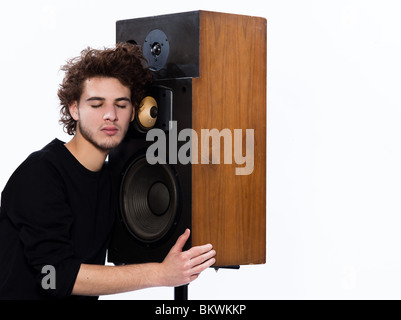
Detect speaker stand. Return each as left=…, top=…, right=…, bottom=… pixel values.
left=174, top=284, right=188, bottom=300
left=173, top=266, right=240, bottom=300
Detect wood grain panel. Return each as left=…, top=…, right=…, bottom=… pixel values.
left=192, top=11, right=267, bottom=266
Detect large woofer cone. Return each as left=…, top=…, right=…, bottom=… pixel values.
left=120, top=156, right=178, bottom=243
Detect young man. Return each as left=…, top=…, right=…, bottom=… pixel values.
left=0, top=43, right=216, bottom=300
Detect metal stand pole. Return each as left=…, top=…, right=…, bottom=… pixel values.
left=173, top=266, right=239, bottom=300
left=174, top=284, right=188, bottom=300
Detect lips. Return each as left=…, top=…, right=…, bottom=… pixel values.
left=101, top=126, right=119, bottom=136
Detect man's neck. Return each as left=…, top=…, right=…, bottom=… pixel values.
left=65, top=134, right=108, bottom=172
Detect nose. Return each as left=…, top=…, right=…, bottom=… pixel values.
left=103, top=104, right=118, bottom=122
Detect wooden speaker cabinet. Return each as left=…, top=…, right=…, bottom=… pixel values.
left=108, top=11, right=266, bottom=267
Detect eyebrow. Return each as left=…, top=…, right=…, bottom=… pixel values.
left=86, top=97, right=131, bottom=103
left=115, top=97, right=132, bottom=103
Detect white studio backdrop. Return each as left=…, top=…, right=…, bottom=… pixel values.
left=1, top=0, right=401, bottom=300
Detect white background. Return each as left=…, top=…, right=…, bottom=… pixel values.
left=1, top=0, right=401, bottom=299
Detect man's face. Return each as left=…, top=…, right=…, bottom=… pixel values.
left=70, top=77, right=134, bottom=152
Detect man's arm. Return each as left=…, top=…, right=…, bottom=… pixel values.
left=72, top=229, right=216, bottom=296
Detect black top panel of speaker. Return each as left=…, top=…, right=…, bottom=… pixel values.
left=117, top=11, right=200, bottom=80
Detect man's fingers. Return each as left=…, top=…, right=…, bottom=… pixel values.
left=189, top=274, right=200, bottom=282
left=190, top=255, right=217, bottom=277
left=186, top=243, right=213, bottom=258
left=189, top=249, right=216, bottom=268
left=162, top=234, right=216, bottom=287
left=170, top=229, right=190, bottom=253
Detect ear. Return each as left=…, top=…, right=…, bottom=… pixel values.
left=130, top=107, right=136, bottom=122
left=69, top=102, right=79, bottom=121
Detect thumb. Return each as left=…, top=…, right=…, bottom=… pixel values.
left=170, top=229, right=190, bottom=253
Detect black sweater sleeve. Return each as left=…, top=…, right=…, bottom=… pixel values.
left=3, top=155, right=81, bottom=298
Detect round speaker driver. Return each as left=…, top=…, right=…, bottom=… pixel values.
left=120, top=156, right=178, bottom=243
left=143, top=29, right=170, bottom=71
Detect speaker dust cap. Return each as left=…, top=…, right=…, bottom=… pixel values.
left=137, top=96, right=158, bottom=130
left=120, top=156, right=178, bottom=243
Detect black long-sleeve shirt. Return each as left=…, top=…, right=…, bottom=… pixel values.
left=0, top=139, right=116, bottom=299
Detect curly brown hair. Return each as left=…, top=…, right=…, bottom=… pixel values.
left=58, top=43, right=152, bottom=135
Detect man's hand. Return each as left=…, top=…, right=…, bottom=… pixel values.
left=72, top=229, right=216, bottom=296
left=159, top=229, right=216, bottom=287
